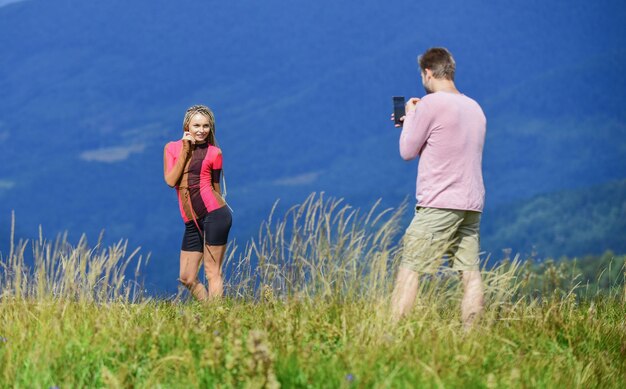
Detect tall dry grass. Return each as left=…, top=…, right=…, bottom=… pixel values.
left=0, top=212, right=147, bottom=303
left=224, top=193, right=405, bottom=300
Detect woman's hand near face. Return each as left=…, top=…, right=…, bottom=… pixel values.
left=182, top=132, right=195, bottom=144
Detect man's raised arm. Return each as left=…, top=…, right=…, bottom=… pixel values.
left=399, top=98, right=431, bottom=160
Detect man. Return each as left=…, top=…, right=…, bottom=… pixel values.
left=391, top=47, right=486, bottom=328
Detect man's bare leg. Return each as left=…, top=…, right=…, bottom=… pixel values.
left=391, top=266, right=420, bottom=321
left=461, top=270, right=484, bottom=328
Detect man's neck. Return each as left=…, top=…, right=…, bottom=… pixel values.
left=431, top=79, right=460, bottom=94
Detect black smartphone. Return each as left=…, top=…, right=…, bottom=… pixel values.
left=392, top=96, right=405, bottom=126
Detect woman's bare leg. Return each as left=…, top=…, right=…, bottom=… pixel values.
left=203, top=244, right=227, bottom=298
left=179, top=250, right=208, bottom=301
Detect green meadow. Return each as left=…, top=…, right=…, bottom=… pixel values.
left=1, top=195, right=624, bottom=388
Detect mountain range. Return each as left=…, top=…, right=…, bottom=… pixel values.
left=1, top=0, right=624, bottom=293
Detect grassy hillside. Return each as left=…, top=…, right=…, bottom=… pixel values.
left=1, top=195, right=625, bottom=387
left=482, top=179, right=626, bottom=259
left=2, top=292, right=624, bottom=388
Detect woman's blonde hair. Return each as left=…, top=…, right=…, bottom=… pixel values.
left=182, top=105, right=217, bottom=146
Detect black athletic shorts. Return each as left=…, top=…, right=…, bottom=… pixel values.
left=181, top=205, right=232, bottom=252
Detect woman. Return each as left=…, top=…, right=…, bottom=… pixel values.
left=163, top=105, right=232, bottom=300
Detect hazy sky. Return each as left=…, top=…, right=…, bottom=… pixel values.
left=0, top=0, right=25, bottom=7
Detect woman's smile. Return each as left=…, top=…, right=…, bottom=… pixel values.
left=188, top=113, right=212, bottom=143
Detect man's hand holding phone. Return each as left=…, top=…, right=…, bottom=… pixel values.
left=391, top=96, right=421, bottom=127
left=405, top=97, right=420, bottom=115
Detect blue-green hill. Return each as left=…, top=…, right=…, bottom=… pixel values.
left=482, top=179, right=626, bottom=259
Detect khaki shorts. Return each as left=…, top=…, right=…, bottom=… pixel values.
left=401, top=206, right=482, bottom=273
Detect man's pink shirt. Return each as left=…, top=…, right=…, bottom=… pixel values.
left=399, top=91, right=486, bottom=212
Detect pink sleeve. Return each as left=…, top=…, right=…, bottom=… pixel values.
left=164, top=143, right=176, bottom=171
left=399, top=100, right=433, bottom=160
left=211, top=148, right=223, bottom=169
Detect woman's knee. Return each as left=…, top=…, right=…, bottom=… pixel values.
left=178, top=274, right=198, bottom=287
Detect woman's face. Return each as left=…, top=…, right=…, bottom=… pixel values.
left=187, top=113, right=211, bottom=143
